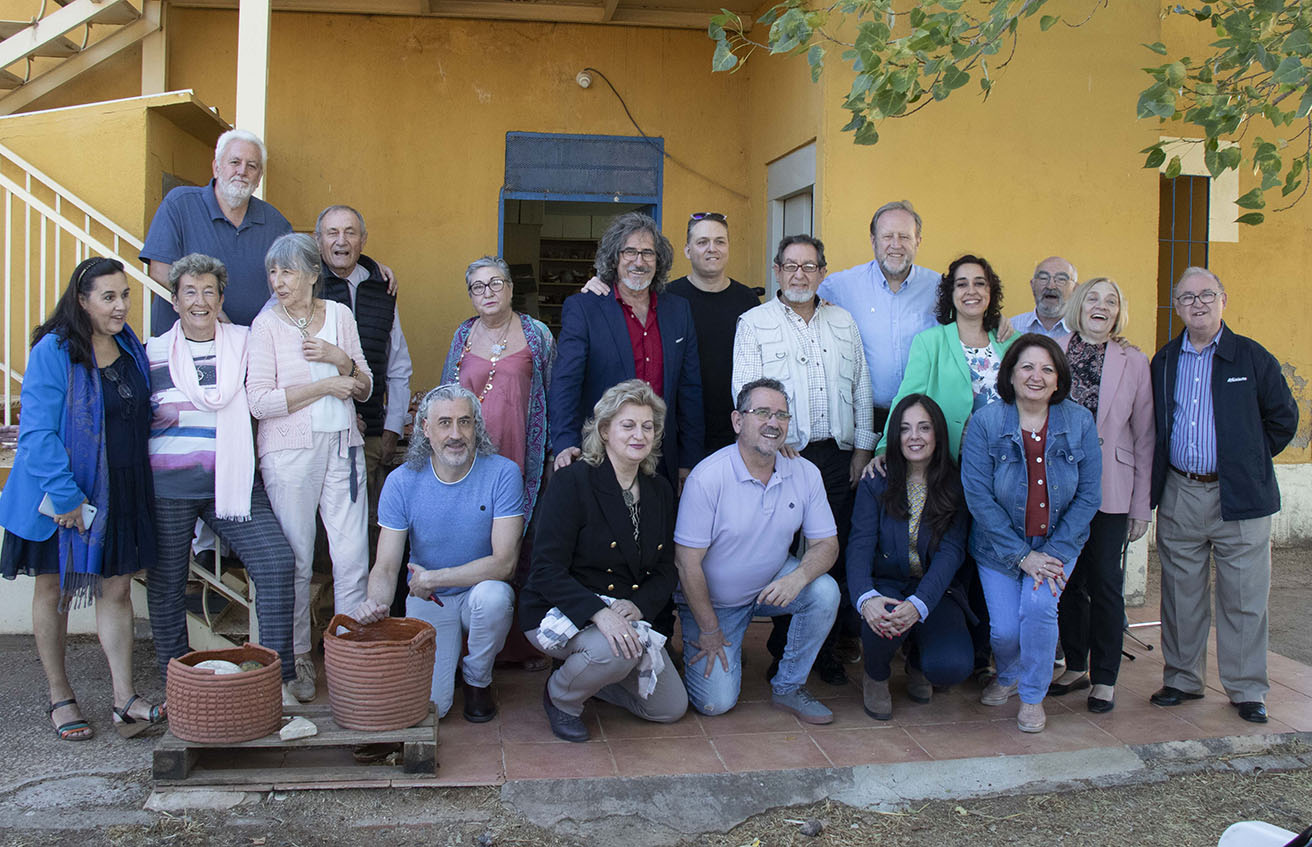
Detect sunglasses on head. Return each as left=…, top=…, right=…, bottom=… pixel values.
left=689, top=212, right=727, bottom=223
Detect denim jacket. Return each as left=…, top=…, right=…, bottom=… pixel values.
left=960, top=399, right=1102, bottom=576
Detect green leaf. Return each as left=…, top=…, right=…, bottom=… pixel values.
left=1284, top=27, right=1312, bottom=57
left=1144, top=147, right=1167, bottom=168
left=1235, top=187, right=1266, bottom=209
left=808, top=44, right=825, bottom=82
left=1136, top=82, right=1176, bottom=119
left=1298, top=89, right=1312, bottom=119
left=712, top=39, right=739, bottom=72
left=1164, top=156, right=1182, bottom=179
left=853, top=121, right=880, bottom=145
left=1219, top=146, right=1242, bottom=171
left=1271, top=56, right=1307, bottom=86
left=942, top=65, right=970, bottom=91
left=1040, top=15, right=1059, bottom=31
left=1166, top=61, right=1187, bottom=86
left=1143, top=41, right=1168, bottom=55
left=1235, top=212, right=1265, bottom=226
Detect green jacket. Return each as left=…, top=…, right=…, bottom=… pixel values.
left=876, top=323, right=1017, bottom=460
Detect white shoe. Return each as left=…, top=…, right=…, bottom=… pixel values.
left=980, top=678, right=1019, bottom=706
left=289, top=654, right=317, bottom=703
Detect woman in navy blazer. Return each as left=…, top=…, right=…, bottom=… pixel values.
left=1052, top=278, right=1154, bottom=713
left=847, top=394, right=972, bottom=721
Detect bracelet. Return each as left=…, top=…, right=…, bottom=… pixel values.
left=348, top=362, right=358, bottom=379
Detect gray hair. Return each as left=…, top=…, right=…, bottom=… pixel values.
left=314, top=205, right=367, bottom=240
left=735, top=378, right=788, bottom=413
left=405, top=383, right=496, bottom=469
left=869, top=200, right=923, bottom=238
left=1174, top=266, right=1225, bottom=298
left=168, top=253, right=228, bottom=297
left=594, top=212, right=674, bottom=292
left=214, top=129, right=267, bottom=171
left=465, top=256, right=512, bottom=287
left=264, top=233, right=322, bottom=279
left=581, top=378, right=666, bottom=478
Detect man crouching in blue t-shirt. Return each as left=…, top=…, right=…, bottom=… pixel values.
left=351, top=383, right=523, bottom=722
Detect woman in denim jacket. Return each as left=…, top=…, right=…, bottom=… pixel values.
left=960, top=334, right=1101, bottom=733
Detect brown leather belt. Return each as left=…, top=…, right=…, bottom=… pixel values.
left=1170, top=465, right=1218, bottom=484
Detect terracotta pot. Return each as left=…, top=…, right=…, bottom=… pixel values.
left=166, top=643, right=282, bottom=743
left=323, top=614, right=435, bottom=731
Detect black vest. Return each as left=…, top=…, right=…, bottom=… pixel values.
left=320, top=254, right=396, bottom=436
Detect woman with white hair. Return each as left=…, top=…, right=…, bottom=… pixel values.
left=246, top=232, right=373, bottom=702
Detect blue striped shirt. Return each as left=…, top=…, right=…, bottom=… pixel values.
left=1169, top=329, right=1221, bottom=474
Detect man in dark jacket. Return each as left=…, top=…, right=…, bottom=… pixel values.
left=1148, top=267, right=1298, bottom=724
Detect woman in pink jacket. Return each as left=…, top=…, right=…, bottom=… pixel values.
left=246, top=233, right=373, bottom=703
left=1050, top=277, right=1154, bottom=713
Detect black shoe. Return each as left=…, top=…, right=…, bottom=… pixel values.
left=1150, top=685, right=1205, bottom=706
left=1234, top=701, right=1269, bottom=724
left=815, top=652, right=849, bottom=686
left=1087, top=696, right=1115, bottom=714
left=462, top=682, right=497, bottom=723
left=1048, top=673, right=1091, bottom=697
left=542, top=685, right=589, bottom=742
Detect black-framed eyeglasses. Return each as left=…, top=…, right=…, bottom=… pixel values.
left=101, top=364, right=135, bottom=419
left=1175, top=289, right=1220, bottom=306
left=1033, top=271, right=1072, bottom=285
left=744, top=407, right=791, bottom=422
left=619, top=247, right=658, bottom=261
left=690, top=212, right=727, bottom=223
left=777, top=262, right=822, bottom=275
left=468, top=278, right=508, bottom=296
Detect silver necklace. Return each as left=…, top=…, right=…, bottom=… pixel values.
left=280, top=299, right=316, bottom=339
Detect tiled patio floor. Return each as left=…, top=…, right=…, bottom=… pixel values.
left=426, top=600, right=1312, bottom=785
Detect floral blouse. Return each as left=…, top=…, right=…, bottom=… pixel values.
left=961, top=341, right=1003, bottom=411
left=1067, top=332, right=1106, bottom=418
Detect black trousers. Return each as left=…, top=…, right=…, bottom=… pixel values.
left=1057, top=510, right=1129, bottom=685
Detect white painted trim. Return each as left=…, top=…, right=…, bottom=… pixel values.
left=1158, top=136, right=1240, bottom=243
left=235, top=0, right=271, bottom=199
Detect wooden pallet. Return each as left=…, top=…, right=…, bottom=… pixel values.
left=153, top=703, right=439, bottom=789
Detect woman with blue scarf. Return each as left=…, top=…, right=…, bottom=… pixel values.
left=0, top=257, right=164, bottom=741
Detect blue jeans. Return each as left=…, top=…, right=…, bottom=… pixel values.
left=405, top=580, right=514, bottom=718
left=678, top=557, right=839, bottom=715
left=977, top=555, right=1075, bottom=704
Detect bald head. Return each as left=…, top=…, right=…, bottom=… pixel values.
left=1030, top=256, right=1078, bottom=321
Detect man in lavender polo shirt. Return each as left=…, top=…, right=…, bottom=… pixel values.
left=674, top=378, right=840, bottom=724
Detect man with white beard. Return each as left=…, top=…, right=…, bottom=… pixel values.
left=142, top=130, right=293, bottom=334
left=732, top=235, right=873, bottom=685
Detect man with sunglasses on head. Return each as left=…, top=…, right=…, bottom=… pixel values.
left=1009, top=256, right=1079, bottom=340
left=1148, top=267, right=1297, bottom=725
left=732, top=234, right=874, bottom=686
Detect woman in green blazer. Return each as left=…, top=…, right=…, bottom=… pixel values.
left=875, top=255, right=1017, bottom=461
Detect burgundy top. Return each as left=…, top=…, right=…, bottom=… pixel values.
left=458, top=347, right=532, bottom=474
left=1023, top=418, right=1051, bottom=537
left=615, top=286, right=664, bottom=397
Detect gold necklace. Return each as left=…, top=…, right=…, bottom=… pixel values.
left=456, top=315, right=514, bottom=403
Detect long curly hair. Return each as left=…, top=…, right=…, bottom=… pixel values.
left=934, top=254, right=1004, bottom=333
left=594, top=212, right=674, bottom=292
left=405, top=383, right=496, bottom=469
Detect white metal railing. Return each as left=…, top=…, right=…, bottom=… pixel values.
left=0, top=140, right=168, bottom=425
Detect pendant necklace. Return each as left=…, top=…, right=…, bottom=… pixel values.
left=457, top=316, right=513, bottom=403
left=281, top=299, right=316, bottom=339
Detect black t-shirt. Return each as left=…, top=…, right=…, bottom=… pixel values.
left=665, top=276, right=761, bottom=453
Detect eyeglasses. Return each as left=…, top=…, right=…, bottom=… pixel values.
left=619, top=247, right=658, bottom=261
left=743, top=407, right=791, bottom=422
left=690, top=212, right=727, bottom=223
left=1175, top=289, right=1220, bottom=306
left=777, top=262, right=822, bottom=275
left=1033, top=271, right=1072, bottom=285
left=468, top=278, right=508, bottom=296
left=101, top=364, right=135, bottom=419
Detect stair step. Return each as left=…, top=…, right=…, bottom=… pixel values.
left=0, top=21, right=81, bottom=57
left=0, top=68, right=21, bottom=89
left=52, top=0, right=141, bottom=26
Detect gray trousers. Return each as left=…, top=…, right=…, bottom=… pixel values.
left=405, top=581, right=514, bottom=718
left=527, top=625, right=688, bottom=723
left=1157, top=472, right=1272, bottom=703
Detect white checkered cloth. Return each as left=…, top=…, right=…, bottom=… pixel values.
left=533, top=596, right=667, bottom=698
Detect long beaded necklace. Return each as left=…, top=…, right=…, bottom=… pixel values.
left=280, top=299, right=316, bottom=339
left=455, top=316, right=513, bottom=403
left=620, top=475, right=640, bottom=541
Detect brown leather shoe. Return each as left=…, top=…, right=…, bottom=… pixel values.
left=462, top=682, right=497, bottom=723
left=863, top=673, right=892, bottom=721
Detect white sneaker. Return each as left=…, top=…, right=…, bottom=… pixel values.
left=980, top=678, right=1019, bottom=706
left=289, top=654, right=317, bottom=703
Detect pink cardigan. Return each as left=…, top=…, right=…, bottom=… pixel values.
left=246, top=299, right=372, bottom=457
left=1060, top=335, right=1155, bottom=521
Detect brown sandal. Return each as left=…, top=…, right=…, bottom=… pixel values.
left=48, top=698, right=93, bottom=742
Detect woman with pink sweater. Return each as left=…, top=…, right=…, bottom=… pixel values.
left=246, top=233, right=373, bottom=703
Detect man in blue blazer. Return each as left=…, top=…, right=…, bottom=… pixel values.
left=549, top=212, right=704, bottom=491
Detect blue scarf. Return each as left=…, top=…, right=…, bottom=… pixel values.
left=58, top=326, right=149, bottom=608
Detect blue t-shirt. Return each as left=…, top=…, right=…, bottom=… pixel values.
left=140, top=181, right=292, bottom=333
left=377, top=453, right=524, bottom=596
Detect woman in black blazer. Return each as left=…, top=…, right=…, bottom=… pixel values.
left=521, top=379, right=689, bottom=742
left=847, top=394, right=973, bottom=721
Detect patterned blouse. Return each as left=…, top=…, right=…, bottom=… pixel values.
left=907, top=478, right=927, bottom=579
left=1067, top=332, right=1106, bottom=418
left=961, top=341, right=1003, bottom=411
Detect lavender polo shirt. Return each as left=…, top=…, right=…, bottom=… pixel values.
left=674, top=444, right=836, bottom=609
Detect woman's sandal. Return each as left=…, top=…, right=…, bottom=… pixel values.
left=48, top=698, right=93, bottom=742
left=111, top=694, right=166, bottom=739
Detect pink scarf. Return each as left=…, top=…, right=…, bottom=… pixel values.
left=165, top=321, right=255, bottom=521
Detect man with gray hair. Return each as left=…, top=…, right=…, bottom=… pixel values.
left=1147, top=267, right=1297, bottom=724
left=316, top=205, right=412, bottom=551
left=352, top=384, right=522, bottom=722
left=549, top=211, right=704, bottom=491
left=1009, top=256, right=1079, bottom=339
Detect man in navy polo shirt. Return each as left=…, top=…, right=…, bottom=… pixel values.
left=141, top=129, right=292, bottom=334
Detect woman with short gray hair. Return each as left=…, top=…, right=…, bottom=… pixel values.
left=246, top=232, right=374, bottom=702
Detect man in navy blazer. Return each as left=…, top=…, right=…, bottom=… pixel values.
left=549, top=212, right=704, bottom=490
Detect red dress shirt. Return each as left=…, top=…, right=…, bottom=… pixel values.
left=615, top=286, right=664, bottom=397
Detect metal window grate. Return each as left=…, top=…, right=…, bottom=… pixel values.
left=1157, top=174, right=1210, bottom=348
left=504, top=132, right=663, bottom=199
